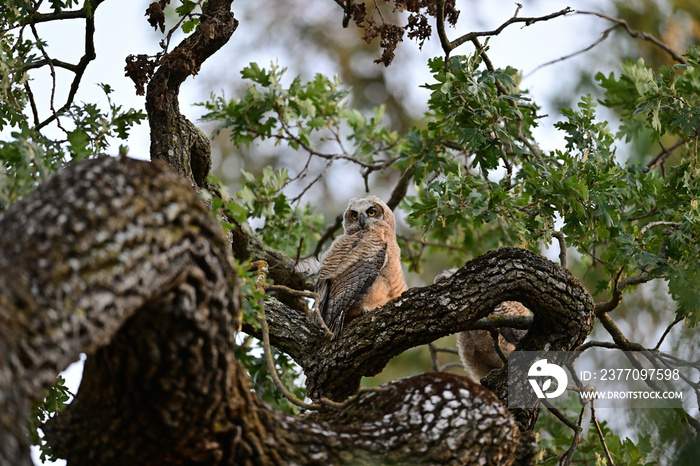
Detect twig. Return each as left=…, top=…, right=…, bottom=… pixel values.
left=290, top=157, right=335, bottom=203
left=639, top=221, right=681, bottom=236
left=560, top=404, right=586, bottom=466
left=449, top=7, right=573, bottom=51
left=594, top=271, right=651, bottom=315
left=312, top=214, right=343, bottom=258
left=24, top=0, right=106, bottom=25
left=596, top=313, right=645, bottom=351
left=576, top=10, right=686, bottom=65
left=591, top=400, right=616, bottom=466
left=254, top=261, right=344, bottom=411
left=30, top=0, right=102, bottom=131
left=578, top=340, right=618, bottom=352
left=439, top=362, right=465, bottom=371
left=258, top=294, right=321, bottom=411
left=527, top=25, right=618, bottom=78
left=432, top=347, right=459, bottom=356
left=254, top=261, right=333, bottom=337
left=386, top=167, right=413, bottom=211
left=513, top=3, right=522, bottom=17
left=276, top=112, right=398, bottom=171
left=552, top=231, right=567, bottom=268
left=541, top=398, right=580, bottom=431
left=647, top=138, right=686, bottom=171
left=22, top=58, right=79, bottom=72
left=489, top=330, right=508, bottom=364
left=428, top=343, right=440, bottom=371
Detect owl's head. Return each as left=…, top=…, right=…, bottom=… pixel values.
left=343, top=196, right=394, bottom=233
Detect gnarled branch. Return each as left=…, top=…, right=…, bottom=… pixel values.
left=246, top=246, right=595, bottom=429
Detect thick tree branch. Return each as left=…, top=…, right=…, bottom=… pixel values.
left=247, top=247, right=595, bottom=426
left=144, top=0, right=239, bottom=187
left=0, top=156, right=236, bottom=465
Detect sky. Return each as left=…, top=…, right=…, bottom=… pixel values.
left=22, top=0, right=622, bottom=160
left=18, top=0, right=673, bottom=463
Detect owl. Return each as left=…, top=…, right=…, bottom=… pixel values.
left=434, top=270, right=530, bottom=382
left=316, top=196, right=407, bottom=338
left=456, top=301, right=530, bottom=381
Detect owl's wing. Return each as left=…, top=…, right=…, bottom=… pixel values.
left=315, top=231, right=387, bottom=337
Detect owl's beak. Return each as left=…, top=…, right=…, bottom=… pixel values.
left=359, top=214, right=367, bottom=228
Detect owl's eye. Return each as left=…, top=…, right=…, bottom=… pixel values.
left=350, top=211, right=358, bottom=220
left=367, top=208, right=376, bottom=217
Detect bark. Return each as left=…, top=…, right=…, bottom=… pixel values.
left=0, top=156, right=540, bottom=465
left=0, top=156, right=236, bottom=465
left=145, top=0, right=239, bottom=188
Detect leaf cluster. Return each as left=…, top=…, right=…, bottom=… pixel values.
left=1, top=85, right=145, bottom=211
left=29, top=375, right=73, bottom=463
left=402, top=54, right=537, bottom=263
left=537, top=410, right=654, bottom=466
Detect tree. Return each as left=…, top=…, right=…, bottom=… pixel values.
left=1, top=1, right=698, bottom=465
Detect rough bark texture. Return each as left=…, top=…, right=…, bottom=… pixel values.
left=146, top=0, right=238, bottom=188
left=0, top=156, right=541, bottom=465
left=0, top=156, right=236, bottom=465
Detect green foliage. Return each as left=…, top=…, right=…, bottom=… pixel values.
left=232, top=266, right=307, bottom=414
left=229, top=257, right=306, bottom=414
left=2, top=1, right=698, bottom=459
left=0, top=21, right=145, bottom=211
left=199, top=49, right=700, bottom=459
left=0, top=84, right=146, bottom=211
left=233, top=341, right=306, bottom=414
left=29, top=375, right=73, bottom=463
left=199, top=63, right=408, bottom=258
left=421, top=54, right=532, bottom=173
left=536, top=409, right=655, bottom=465
left=64, top=84, right=146, bottom=159
left=593, top=48, right=700, bottom=324
left=236, top=167, right=325, bottom=258
left=198, top=61, right=405, bottom=162
left=400, top=53, right=543, bottom=265
left=402, top=48, right=700, bottom=325
left=196, top=200, right=307, bottom=413
left=200, top=51, right=700, bottom=326
left=199, top=62, right=348, bottom=148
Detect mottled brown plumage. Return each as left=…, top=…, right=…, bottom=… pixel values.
left=457, top=301, right=531, bottom=382
left=316, top=196, right=407, bottom=337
